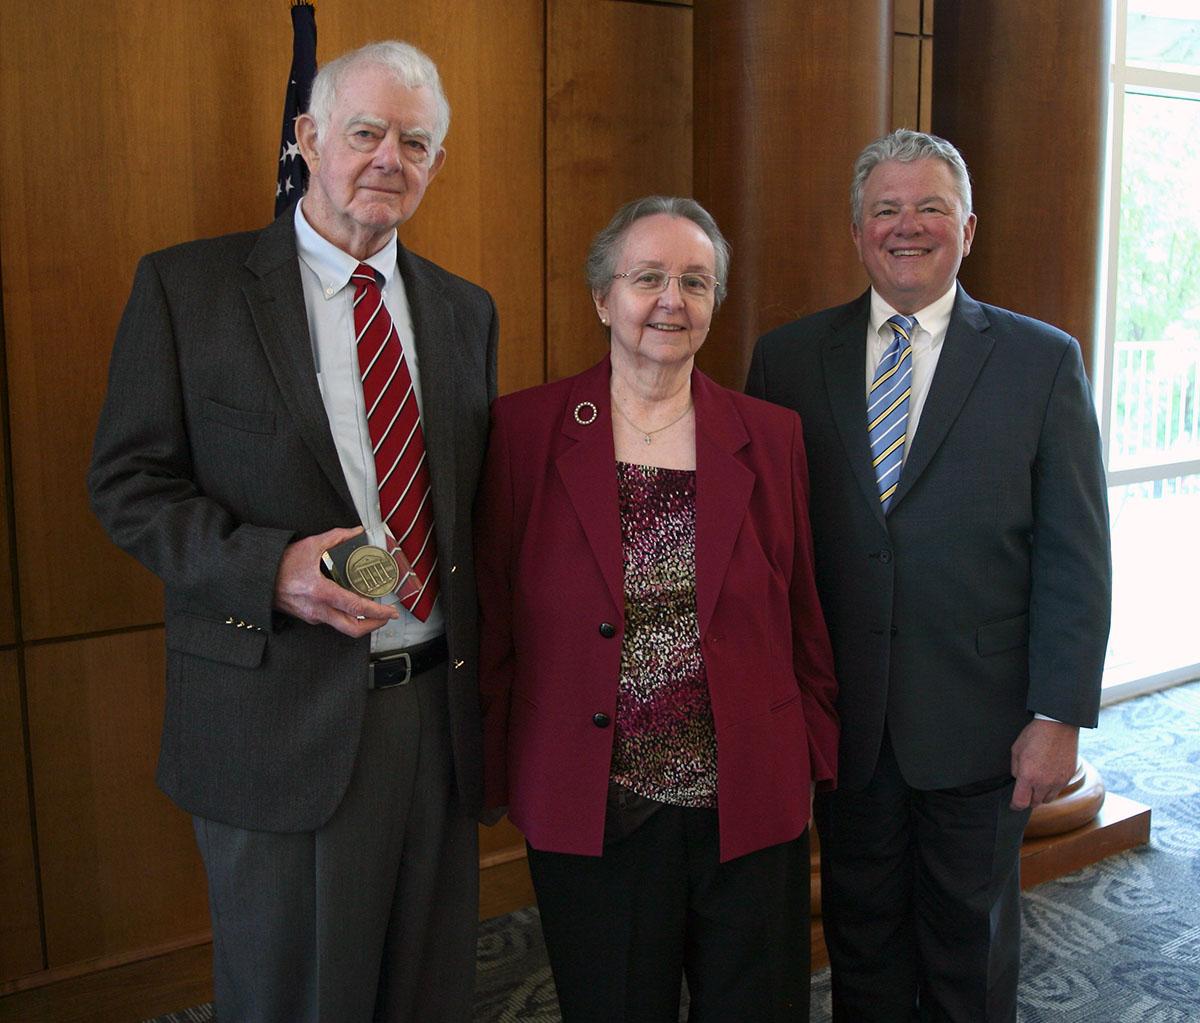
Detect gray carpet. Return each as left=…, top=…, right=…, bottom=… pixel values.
left=148, top=679, right=1200, bottom=1022
left=1013, top=679, right=1200, bottom=1022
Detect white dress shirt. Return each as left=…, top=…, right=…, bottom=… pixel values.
left=864, top=282, right=958, bottom=462
left=293, top=199, right=444, bottom=651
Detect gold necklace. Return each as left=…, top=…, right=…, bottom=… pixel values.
left=612, top=398, right=694, bottom=445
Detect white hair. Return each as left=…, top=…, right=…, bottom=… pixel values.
left=307, top=40, right=450, bottom=152
left=850, top=129, right=972, bottom=227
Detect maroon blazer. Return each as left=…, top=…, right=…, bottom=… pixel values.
left=475, top=357, right=838, bottom=863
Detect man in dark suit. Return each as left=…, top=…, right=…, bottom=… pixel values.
left=88, top=41, right=497, bottom=1022
left=746, top=129, right=1111, bottom=1021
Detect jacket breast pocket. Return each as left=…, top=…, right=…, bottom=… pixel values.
left=199, top=396, right=276, bottom=435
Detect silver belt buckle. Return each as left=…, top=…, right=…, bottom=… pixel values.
left=369, top=650, right=413, bottom=689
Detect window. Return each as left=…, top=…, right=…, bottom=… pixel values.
left=1100, top=0, right=1200, bottom=699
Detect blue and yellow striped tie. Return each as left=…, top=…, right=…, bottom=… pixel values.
left=868, top=314, right=916, bottom=513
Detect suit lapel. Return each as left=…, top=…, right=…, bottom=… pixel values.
left=692, top=371, right=753, bottom=637
left=821, top=294, right=887, bottom=525
left=242, top=216, right=355, bottom=510
left=398, top=244, right=458, bottom=552
left=890, top=286, right=993, bottom=509
left=556, top=360, right=624, bottom=611
left=551, top=363, right=757, bottom=627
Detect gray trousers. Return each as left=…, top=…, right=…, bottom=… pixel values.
left=193, top=667, right=479, bottom=1023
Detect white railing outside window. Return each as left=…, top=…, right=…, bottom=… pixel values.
left=1110, top=339, right=1200, bottom=468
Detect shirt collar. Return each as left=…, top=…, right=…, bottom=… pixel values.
left=868, top=282, right=958, bottom=345
left=294, top=198, right=399, bottom=299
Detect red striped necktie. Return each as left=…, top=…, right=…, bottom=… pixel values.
left=351, top=263, right=439, bottom=620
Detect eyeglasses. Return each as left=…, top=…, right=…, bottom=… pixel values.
left=612, top=267, right=722, bottom=298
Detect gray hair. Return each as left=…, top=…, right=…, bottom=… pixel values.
left=586, top=196, right=732, bottom=309
left=308, top=41, right=451, bottom=152
left=850, top=129, right=972, bottom=227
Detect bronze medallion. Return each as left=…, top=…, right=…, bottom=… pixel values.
left=345, top=545, right=401, bottom=598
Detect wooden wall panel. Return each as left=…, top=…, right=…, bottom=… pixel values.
left=0, top=2, right=285, bottom=643
left=0, top=0, right=544, bottom=644
left=920, top=38, right=933, bottom=132
left=893, top=35, right=922, bottom=130
left=893, top=4, right=934, bottom=134
left=379, top=1, right=545, bottom=397
left=0, top=392, right=12, bottom=649
left=546, top=0, right=694, bottom=381
left=479, top=816, right=524, bottom=861
left=0, top=265, right=12, bottom=647
left=896, top=0, right=922, bottom=36
left=933, top=0, right=1110, bottom=365
left=478, top=816, right=533, bottom=921
left=693, top=0, right=893, bottom=388
left=25, top=630, right=208, bottom=967
left=0, top=651, right=42, bottom=981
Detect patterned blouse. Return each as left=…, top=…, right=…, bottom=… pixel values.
left=609, top=462, right=718, bottom=808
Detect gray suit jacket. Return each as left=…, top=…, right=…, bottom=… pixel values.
left=88, top=213, right=498, bottom=829
left=747, top=286, right=1111, bottom=791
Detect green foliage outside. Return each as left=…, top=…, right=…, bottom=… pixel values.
left=1117, top=93, right=1200, bottom=345
left=1113, top=91, right=1200, bottom=461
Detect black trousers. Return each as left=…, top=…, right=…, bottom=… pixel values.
left=814, top=732, right=1032, bottom=1023
left=527, top=805, right=812, bottom=1023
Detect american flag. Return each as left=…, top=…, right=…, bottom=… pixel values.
left=275, top=1, right=317, bottom=217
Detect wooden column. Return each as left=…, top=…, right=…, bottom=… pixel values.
left=693, top=0, right=893, bottom=388
left=932, top=0, right=1111, bottom=366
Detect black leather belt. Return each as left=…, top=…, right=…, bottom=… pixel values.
left=368, top=636, right=448, bottom=689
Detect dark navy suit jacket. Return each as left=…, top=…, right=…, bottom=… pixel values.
left=747, top=286, right=1110, bottom=791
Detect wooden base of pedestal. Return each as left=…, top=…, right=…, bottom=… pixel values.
left=808, top=791, right=1151, bottom=971
left=1018, top=791, right=1151, bottom=889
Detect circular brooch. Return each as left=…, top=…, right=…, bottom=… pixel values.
left=573, top=401, right=598, bottom=426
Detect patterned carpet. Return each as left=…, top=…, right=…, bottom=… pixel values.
left=149, top=680, right=1200, bottom=1022
left=1014, top=679, right=1200, bottom=1022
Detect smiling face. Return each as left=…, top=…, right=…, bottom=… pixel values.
left=852, top=157, right=976, bottom=315
left=594, top=214, right=717, bottom=375
left=296, top=63, right=445, bottom=259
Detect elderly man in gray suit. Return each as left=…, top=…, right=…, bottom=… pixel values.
left=747, top=130, right=1111, bottom=1021
left=88, top=40, right=496, bottom=1022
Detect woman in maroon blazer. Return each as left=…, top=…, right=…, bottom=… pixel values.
left=475, top=196, right=838, bottom=1022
